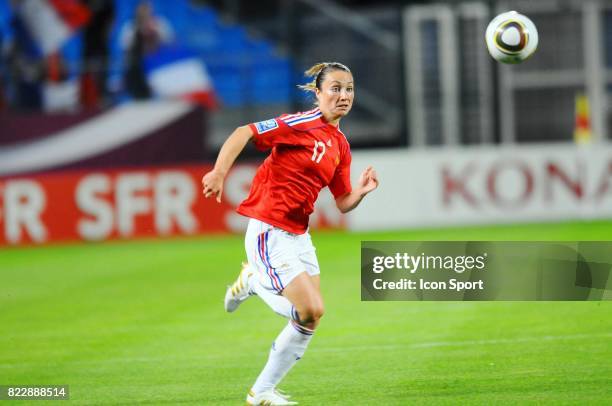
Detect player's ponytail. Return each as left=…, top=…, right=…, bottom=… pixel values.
left=298, top=62, right=351, bottom=94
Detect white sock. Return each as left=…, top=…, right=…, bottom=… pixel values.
left=252, top=320, right=314, bottom=394
left=249, top=274, right=297, bottom=320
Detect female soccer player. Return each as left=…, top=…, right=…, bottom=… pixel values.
left=202, top=62, right=378, bottom=405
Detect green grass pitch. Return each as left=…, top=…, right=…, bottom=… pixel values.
left=1, top=220, right=611, bottom=405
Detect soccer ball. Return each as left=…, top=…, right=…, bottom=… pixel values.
left=485, top=11, right=538, bottom=64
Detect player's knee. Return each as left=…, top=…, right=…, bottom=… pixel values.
left=298, top=303, right=324, bottom=323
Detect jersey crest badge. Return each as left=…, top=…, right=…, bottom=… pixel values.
left=326, top=139, right=332, bottom=147
left=254, top=119, right=279, bottom=134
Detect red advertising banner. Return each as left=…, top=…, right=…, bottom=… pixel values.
left=0, top=164, right=345, bottom=246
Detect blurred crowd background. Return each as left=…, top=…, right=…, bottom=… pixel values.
left=2, top=0, right=611, bottom=154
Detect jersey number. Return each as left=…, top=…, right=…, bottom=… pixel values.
left=311, top=141, right=326, bottom=163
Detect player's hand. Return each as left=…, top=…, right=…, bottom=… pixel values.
left=201, top=170, right=225, bottom=203
left=358, top=166, right=379, bottom=195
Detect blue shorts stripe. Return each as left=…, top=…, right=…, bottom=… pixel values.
left=258, top=232, right=280, bottom=292
left=264, top=231, right=284, bottom=290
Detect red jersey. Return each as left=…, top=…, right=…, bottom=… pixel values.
left=237, top=108, right=352, bottom=234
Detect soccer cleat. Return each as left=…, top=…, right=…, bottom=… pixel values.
left=224, top=262, right=254, bottom=312
left=246, top=389, right=297, bottom=405
left=274, top=389, right=291, bottom=400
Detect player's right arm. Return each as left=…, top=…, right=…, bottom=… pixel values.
left=201, top=125, right=254, bottom=202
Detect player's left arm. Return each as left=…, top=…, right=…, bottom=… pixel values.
left=335, top=166, right=378, bottom=213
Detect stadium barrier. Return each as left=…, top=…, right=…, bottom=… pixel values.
left=0, top=164, right=343, bottom=246
left=349, top=143, right=612, bottom=230
left=1, top=143, right=610, bottom=246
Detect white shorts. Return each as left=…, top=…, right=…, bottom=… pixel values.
left=245, top=218, right=320, bottom=294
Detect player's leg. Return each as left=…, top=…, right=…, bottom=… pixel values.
left=295, top=230, right=323, bottom=328
left=248, top=228, right=322, bottom=404
left=283, top=272, right=323, bottom=329
left=249, top=274, right=297, bottom=319
left=247, top=228, right=321, bottom=324
left=248, top=226, right=322, bottom=323
left=224, top=261, right=296, bottom=319
left=249, top=272, right=321, bottom=403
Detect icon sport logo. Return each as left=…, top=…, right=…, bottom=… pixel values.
left=254, top=119, right=279, bottom=134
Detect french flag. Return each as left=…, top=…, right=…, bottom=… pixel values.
left=15, top=0, right=90, bottom=56
left=145, top=46, right=217, bottom=109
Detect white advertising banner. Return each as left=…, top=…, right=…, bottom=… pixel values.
left=348, top=144, right=612, bottom=230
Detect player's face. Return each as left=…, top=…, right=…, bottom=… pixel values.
left=316, top=70, right=354, bottom=121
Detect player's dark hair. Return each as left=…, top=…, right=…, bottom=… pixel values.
left=298, top=62, right=352, bottom=93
